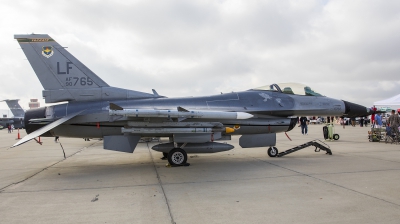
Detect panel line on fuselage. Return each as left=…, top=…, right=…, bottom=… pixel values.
left=206, top=93, right=240, bottom=109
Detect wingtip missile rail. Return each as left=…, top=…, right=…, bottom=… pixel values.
left=109, top=109, right=253, bottom=120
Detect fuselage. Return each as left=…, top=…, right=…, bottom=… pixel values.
left=24, top=89, right=355, bottom=139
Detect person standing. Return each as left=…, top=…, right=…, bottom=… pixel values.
left=299, top=117, right=308, bottom=135
left=360, top=117, right=364, bottom=127
left=370, top=107, right=377, bottom=127
left=340, top=116, right=345, bottom=129
left=351, top=117, right=356, bottom=127
left=387, top=110, right=400, bottom=135
left=7, top=124, right=11, bottom=133
left=375, top=113, right=383, bottom=128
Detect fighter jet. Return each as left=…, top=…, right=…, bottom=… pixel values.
left=0, top=99, right=25, bottom=129
left=13, top=34, right=371, bottom=165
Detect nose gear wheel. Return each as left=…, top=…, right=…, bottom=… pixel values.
left=268, top=146, right=278, bottom=157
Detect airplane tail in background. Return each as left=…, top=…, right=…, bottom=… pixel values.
left=15, top=34, right=157, bottom=103
left=1, top=99, right=25, bottom=117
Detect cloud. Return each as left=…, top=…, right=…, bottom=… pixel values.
left=0, top=0, right=400, bottom=113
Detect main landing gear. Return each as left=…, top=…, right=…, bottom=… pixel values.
left=168, top=148, right=188, bottom=166
left=162, top=148, right=190, bottom=166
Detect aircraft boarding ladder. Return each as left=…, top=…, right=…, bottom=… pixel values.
left=277, top=140, right=332, bottom=157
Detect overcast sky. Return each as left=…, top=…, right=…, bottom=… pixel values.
left=1, top=0, right=400, bottom=115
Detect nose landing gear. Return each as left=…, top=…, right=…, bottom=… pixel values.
left=268, top=146, right=278, bottom=157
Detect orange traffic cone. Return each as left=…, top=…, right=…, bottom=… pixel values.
left=17, top=128, right=21, bottom=139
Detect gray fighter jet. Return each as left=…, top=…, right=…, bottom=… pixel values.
left=0, top=99, right=24, bottom=129
left=13, top=34, right=370, bottom=165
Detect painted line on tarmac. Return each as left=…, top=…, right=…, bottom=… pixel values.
left=339, top=152, right=400, bottom=164
left=146, top=143, right=175, bottom=224
left=249, top=156, right=400, bottom=208
left=0, top=140, right=100, bottom=193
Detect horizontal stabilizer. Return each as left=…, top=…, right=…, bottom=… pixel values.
left=12, top=110, right=84, bottom=147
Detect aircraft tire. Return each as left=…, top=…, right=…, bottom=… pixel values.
left=268, top=147, right=278, bottom=157
left=168, top=148, right=188, bottom=166
left=333, top=134, right=340, bottom=141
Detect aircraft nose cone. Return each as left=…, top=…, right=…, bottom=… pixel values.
left=343, top=101, right=371, bottom=117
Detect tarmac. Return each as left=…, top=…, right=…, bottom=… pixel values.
left=1, top=124, right=400, bottom=224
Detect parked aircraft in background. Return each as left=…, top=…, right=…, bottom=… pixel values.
left=2, top=99, right=25, bottom=118
left=0, top=99, right=25, bottom=129
left=13, top=34, right=371, bottom=165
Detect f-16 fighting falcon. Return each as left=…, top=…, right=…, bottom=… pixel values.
left=13, top=34, right=371, bottom=166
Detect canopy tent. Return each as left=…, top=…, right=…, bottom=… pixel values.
left=374, top=94, right=400, bottom=106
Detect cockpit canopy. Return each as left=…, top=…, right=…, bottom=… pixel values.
left=253, top=83, right=323, bottom=96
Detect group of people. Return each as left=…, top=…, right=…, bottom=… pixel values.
left=298, top=110, right=400, bottom=136
left=6, top=124, right=14, bottom=133
left=386, top=110, right=400, bottom=136
left=372, top=113, right=383, bottom=128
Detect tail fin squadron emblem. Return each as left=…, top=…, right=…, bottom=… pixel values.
left=42, top=46, right=53, bottom=58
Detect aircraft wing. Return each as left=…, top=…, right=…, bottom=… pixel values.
left=12, top=110, right=84, bottom=147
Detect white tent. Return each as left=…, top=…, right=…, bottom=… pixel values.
left=374, top=94, right=400, bottom=106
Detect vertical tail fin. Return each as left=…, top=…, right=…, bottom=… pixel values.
left=14, top=34, right=109, bottom=90
left=1, top=99, right=24, bottom=117
left=15, top=34, right=156, bottom=103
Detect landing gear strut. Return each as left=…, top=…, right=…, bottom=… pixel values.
left=268, top=146, right=278, bottom=157
left=161, top=152, right=168, bottom=160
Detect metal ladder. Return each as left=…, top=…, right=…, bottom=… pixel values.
left=277, top=140, right=332, bottom=157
